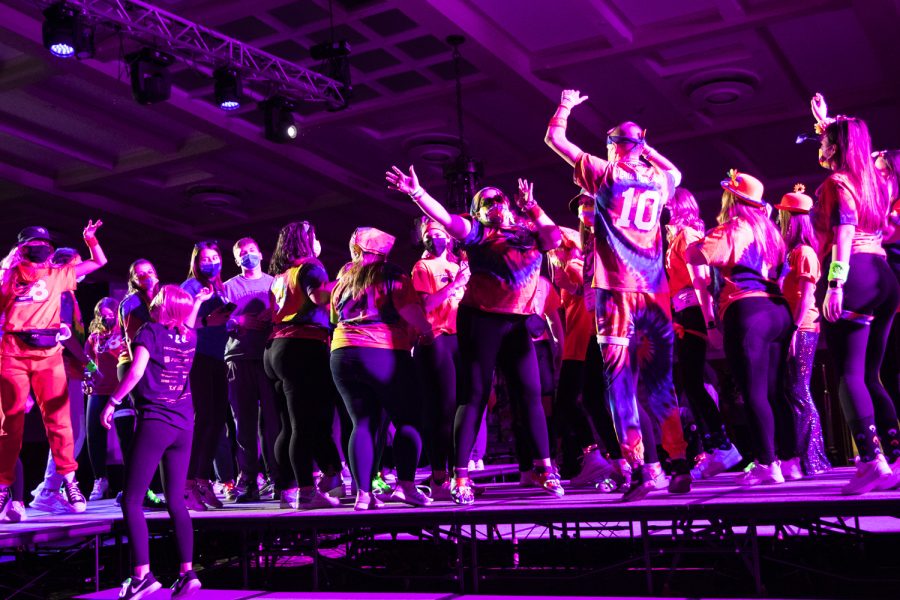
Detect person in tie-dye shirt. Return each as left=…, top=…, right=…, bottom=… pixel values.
left=386, top=165, right=563, bottom=506
left=546, top=89, right=691, bottom=501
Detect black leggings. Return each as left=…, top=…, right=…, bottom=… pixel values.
left=674, top=306, right=728, bottom=450
left=454, top=306, right=549, bottom=469
left=414, top=333, right=459, bottom=474
left=583, top=337, right=621, bottom=459
left=86, top=394, right=110, bottom=478
left=121, top=418, right=192, bottom=567
left=115, top=363, right=137, bottom=466
left=264, top=338, right=342, bottom=488
left=722, top=296, right=794, bottom=465
left=187, top=354, right=228, bottom=481
left=331, top=347, right=423, bottom=493
left=821, top=253, right=900, bottom=462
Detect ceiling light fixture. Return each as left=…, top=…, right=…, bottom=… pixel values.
left=126, top=48, right=174, bottom=105
left=263, top=97, right=299, bottom=143
left=214, top=66, right=242, bottom=111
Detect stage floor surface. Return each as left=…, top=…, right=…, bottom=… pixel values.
left=3, top=467, right=900, bottom=547
left=74, top=592, right=813, bottom=599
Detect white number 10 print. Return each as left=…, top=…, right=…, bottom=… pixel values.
left=615, top=188, right=661, bottom=232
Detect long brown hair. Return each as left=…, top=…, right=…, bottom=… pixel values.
left=718, top=191, right=785, bottom=269
left=339, top=246, right=388, bottom=300
left=88, top=297, right=120, bottom=334
left=188, top=241, right=224, bottom=292
left=667, top=188, right=705, bottom=235
left=824, top=118, right=886, bottom=231
left=778, top=211, right=818, bottom=252
left=269, top=221, right=318, bottom=275
left=127, top=259, right=159, bottom=299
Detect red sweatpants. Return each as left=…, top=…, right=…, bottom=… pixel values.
left=0, top=349, right=77, bottom=486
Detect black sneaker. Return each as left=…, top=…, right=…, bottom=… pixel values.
left=0, top=485, right=11, bottom=521
left=234, top=486, right=260, bottom=504
left=185, top=486, right=207, bottom=512
left=622, top=465, right=653, bottom=503
left=143, top=490, right=168, bottom=511
left=119, top=572, right=161, bottom=599
left=170, top=569, right=201, bottom=598
left=62, top=478, right=87, bottom=513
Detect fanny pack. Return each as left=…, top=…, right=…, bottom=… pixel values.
left=12, top=328, right=61, bottom=349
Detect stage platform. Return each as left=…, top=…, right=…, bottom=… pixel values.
left=4, top=467, right=900, bottom=597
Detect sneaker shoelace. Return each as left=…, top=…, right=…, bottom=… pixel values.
left=63, top=480, right=85, bottom=504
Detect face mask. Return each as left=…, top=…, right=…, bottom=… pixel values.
left=478, top=204, right=508, bottom=227
left=424, top=237, right=447, bottom=257
left=102, top=317, right=117, bottom=329
left=199, top=262, right=221, bottom=278
left=138, top=274, right=157, bottom=290
left=239, top=253, right=261, bottom=269
left=22, top=245, right=52, bottom=263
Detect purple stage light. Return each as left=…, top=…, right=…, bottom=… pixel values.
left=49, top=42, right=75, bottom=58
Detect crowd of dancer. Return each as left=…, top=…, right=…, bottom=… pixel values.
left=0, top=91, right=898, bottom=598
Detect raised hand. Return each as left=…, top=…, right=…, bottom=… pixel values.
left=560, top=89, right=589, bottom=110
left=516, top=178, right=536, bottom=210
left=811, top=93, right=828, bottom=123
left=385, top=165, right=420, bottom=196
left=83, top=219, right=103, bottom=241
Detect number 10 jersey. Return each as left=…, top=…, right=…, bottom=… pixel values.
left=574, top=154, right=678, bottom=294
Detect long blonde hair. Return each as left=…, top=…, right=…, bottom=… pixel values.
left=340, top=246, right=388, bottom=300
left=149, top=285, right=194, bottom=335
left=718, top=191, right=785, bottom=269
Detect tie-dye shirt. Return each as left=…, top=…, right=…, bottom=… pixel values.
left=574, top=155, right=678, bottom=293
left=696, top=217, right=782, bottom=319
left=459, top=217, right=543, bottom=315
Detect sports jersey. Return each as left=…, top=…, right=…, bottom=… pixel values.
left=574, top=154, right=678, bottom=293
left=411, top=254, right=462, bottom=336
left=0, top=263, right=76, bottom=358
left=812, top=173, right=885, bottom=258
left=85, top=330, right=128, bottom=394
left=665, top=227, right=704, bottom=311
left=331, top=262, right=421, bottom=351
left=460, top=216, right=543, bottom=315
left=696, top=218, right=782, bottom=319
left=269, top=258, right=331, bottom=341
left=781, top=245, right=821, bottom=333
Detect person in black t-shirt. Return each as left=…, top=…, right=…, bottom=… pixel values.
left=101, top=284, right=210, bottom=600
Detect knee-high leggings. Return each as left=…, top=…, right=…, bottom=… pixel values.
left=454, top=305, right=550, bottom=469
left=414, top=333, right=459, bottom=474
left=187, top=354, right=228, bottom=481
left=722, top=296, right=793, bottom=465
left=265, top=338, right=342, bottom=488
left=674, top=306, right=728, bottom=450
left=121, top=418, right=193, bottom=567
left=785, top=330, right=831, bottom=474
left=331, top=347, right=423, bottom=493
left=820, top=253, right=900, bottom=462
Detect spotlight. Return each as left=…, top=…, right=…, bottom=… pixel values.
left=126, top=48, right=174, bottom=105
left=214, top=66, right=242, bottom=111
left=263, top=97, right=298, bottom=143
left=42, top=2, right=93, bottom=59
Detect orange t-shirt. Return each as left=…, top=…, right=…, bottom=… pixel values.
left=666, top=227, right=704, bottom=307
left=411, top=255, right=462, bottom=336
left=0, top=264, right=76, bottom=357
left=270, top=259, right=331, bottom=341
left=781, top=245, right=821, bottom=333
left=812, top=173, right=885, bottom=258
left=331, top=263, right=421, bottom=351
left=561, top=288, right=593, bottom=361
left=697, top=218, right=781, bottom=320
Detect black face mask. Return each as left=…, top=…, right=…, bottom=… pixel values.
left=23, top=245, right=53, bottom=263
left=102, top=317, right=117, bottom=330
left=424, top=237, right=447, bottom=257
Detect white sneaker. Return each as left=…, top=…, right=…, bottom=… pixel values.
left=890, top=457, right=900, bottom=490
left=467, top=459, right=477, bottom=472
left=842, top=455, right=893, bottom=495
left=647, top=462, right=669, bottom=490
left=390, top=484, right=433, bottom=507
left=31, top=489, right=81, bottom=514
left=697, top=444, right=743, bottom=479
left=279, top=487, right=299, bottom=509
left=570, top=449, right=614, bottom=487
left=296, top=489, right=340, bottom=509
left=472, top=459, right=485, bottom=471
left=780, top=457, right=803, bottom=481
left=739, top=461, right=784, bottom=486
left=5, top=501, right=27, bottom=523
left=89, top=477, right=109, bottom=501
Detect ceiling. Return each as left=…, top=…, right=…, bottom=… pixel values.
left=0, top=0, right=898, bottom=284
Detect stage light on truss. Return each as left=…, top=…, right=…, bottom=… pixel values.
left=214, top=66, right=242, bottom=111
left=310, top=40, right=352, bottom=111
left=126, top=48, right=174, bottom=105
left=42, top=2, right=94, bottom=59
left=263, top=97, right=298, bottom=143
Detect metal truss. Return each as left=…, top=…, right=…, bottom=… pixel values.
left=38, top=0, right=346, bottom=106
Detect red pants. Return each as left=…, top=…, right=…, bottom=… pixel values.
left=0, top=348, right=77, bottom=485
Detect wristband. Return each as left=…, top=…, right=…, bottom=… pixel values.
left=409, top=187, right=424, bottom=200
left=109, top=396, right=123, bottom=406
left=827, top=260, right=849, bottom=282
left=84, top=236, right=99, bottom=247
left=524, top=202, right=543, bottom=220
left=548, top=117, right=567, bottom=128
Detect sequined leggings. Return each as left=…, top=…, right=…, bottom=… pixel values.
left=784, top=331, right=831, bottom=474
